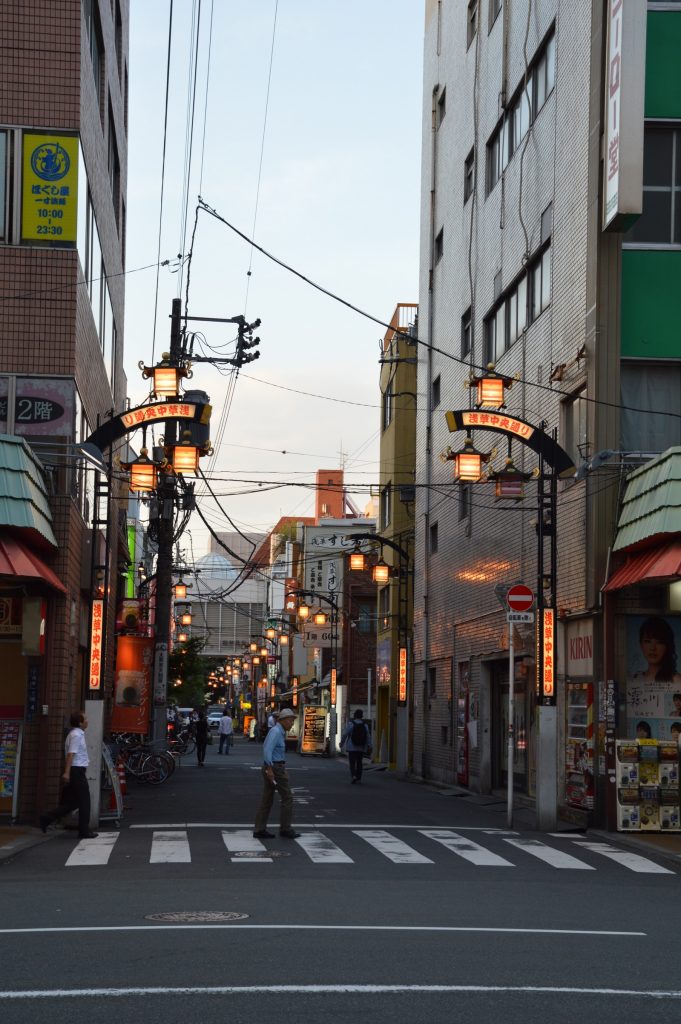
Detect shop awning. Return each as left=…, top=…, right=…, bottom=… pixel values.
left=603, top=539, right=681, bottom=592
left=0, top=533, right=66, bottom=592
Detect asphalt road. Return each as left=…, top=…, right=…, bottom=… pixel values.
left=2, top=735, right=681, bottom=1023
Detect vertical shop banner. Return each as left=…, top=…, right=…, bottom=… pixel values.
left=111, top=635, right=153, bottom=734
left=88, top=599, right=104, bottom=690
left=625, top=615, right=681, bottom=741
left=22, top=133, right=78, bottom=244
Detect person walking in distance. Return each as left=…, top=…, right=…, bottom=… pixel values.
left=218, top=708, right=234, bottom=754
left=40, top=711, right=98, bottom=838
left=253, top=707, right=300, bottom=839
left=340, top=709, right=372, bottom=784
left=195, top=710, right=209, bottom=766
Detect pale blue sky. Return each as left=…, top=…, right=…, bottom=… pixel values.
left=125, top=1, right=424, bottom=554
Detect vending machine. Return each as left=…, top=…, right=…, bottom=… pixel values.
left=616, top=739, right=680, bottom=832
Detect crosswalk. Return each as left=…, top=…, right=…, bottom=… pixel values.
left=57, top=827, right=676, bottom=874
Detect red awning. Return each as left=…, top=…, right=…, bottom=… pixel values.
left=0, top=534, right=66, bottom=592
left=603, top=539, right=681, bottom=592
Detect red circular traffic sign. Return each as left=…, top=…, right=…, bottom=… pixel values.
left=506, top=584, right=534, bottom=612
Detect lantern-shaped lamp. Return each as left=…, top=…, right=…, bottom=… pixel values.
left=266, top=627, right=276, bottom=639
left=349, top=547, right=365, bottom=571
left=372, top=559, right=391, bottom=585
left=260, top=647, right=268, bottom=657
left=249, top=642, right=258, bottom=652
left=171, top=430, right=201, bottom=477
left=122, top=447, right=159, bottom=494
left=174, top=579, right=187, bottom=600
left=470, top=365, right=513, bottom=408
left=487, top=458, right=533, bottom=501
left=180, top=610, right=192, bottom=626
left=140, top=353, right=187, bottom=399
left=279, top=634, right=289, bottom=647
left=253, top=656, right=261, bottom=665
left=177, top=632, right=188, bottom=643
left=450, top=435, right=490, bottom=483
left=314, top=611, right=327, bottom=626
left=297, top=601, right=310, bottom=620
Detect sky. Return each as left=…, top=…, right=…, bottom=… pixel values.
left=124, top=1, right=424, bottom=558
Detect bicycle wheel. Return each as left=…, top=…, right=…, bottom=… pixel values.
left=157, top=750, right=176, bottom=777
left=143, top=753, right=170, bottom=785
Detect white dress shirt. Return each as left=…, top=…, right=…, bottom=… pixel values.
left=65, top=727, right=89, bottom=767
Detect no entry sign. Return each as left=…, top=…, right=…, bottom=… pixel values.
left=506, top=584, right=534, bottom=612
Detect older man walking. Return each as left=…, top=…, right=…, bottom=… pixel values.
left=253, top=707, right=300, bottom=839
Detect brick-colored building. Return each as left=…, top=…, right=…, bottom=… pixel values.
left=0, top=0, right=129, bottom=822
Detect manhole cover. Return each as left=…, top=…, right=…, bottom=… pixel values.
left=145, top=911, right=249, bottom=923
left=232, top=850, right=290, bottom=859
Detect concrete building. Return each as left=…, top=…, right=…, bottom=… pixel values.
left=376, top=304, right=418, bottom=771
left=0, top=0, right=129, bottom=822
left=415, top=0, right=679, bottom=826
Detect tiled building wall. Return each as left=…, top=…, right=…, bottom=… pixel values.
left=415, top=0, right=601, bottom=784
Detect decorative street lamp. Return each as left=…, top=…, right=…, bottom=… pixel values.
left=313, top=611, right=327, bottom=625
left=487, top=457, right=534, bottom=501
left=121, top=447, right=161, bottom=493
left=468, top=364, right=514, bottom=408
left=140, top=352, right=189, bottom=399
left=349, top=546, right=366, bottom=571
left=174, top=577, right=188, bottom=600
left=447, top=434, right=492, bottom=483
left=297, top=601, right=310, bottom=620
left=372, top=559, right=391, bottom=585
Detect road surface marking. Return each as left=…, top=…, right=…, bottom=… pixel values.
left=354, top=829, right=433, bottom=864
left=221, top=830, right=272, bottom=862
left=503, top=837, right=594, bottom=869
left=420, top=829, right=513, bottom=866
left=65, top=833, right=119, bottom=867
left=295, top=832, right=353, bottom=863
left=149, top=831, right=191, bottom=864
left=570, top=840, right=674, bottom=874
left=0, top=924, right=646, bottom=936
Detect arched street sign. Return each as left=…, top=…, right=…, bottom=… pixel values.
left=86, top=400, right=212, bottom=454
left=445, top=409, right=576, bottom=478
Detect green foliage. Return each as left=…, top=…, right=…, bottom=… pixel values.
left=168, top=636, right=211, bottom=707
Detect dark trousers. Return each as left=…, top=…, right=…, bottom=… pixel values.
left=254, top=765, right=293, bottom=832
left=196, top=739, right=207, bottom=764
left=218, top=734, right=232, bottom=754
left=348, top=751, right=364, bottom=781
left=43, top=766, right=91, bottom=836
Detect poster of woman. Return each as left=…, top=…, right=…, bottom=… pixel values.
left=626, top=615, right=681, bottom=740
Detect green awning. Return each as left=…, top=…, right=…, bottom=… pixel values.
left=613, top=447, right=681, bottom=553
left=0, top=434, right=57, bottom=547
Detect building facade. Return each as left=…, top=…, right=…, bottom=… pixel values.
left=414, top=0, right=680, bottom=825
left=0, top=0, right=129, bottom=821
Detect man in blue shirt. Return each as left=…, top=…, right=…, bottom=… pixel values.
left=253, top=707, right=300, bottom=839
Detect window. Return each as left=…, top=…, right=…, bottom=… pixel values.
left=0, top=130, right=7, bottom=240
left=625, top=123, right=681, bottom=246
left=621, top=362, right=681, bottom=452
left=382, top=387, right=393, bottom=431
left=429, top=521, right=439, bottom=554
left=461, top=307, right=472, bottom=357
left=356, top=600, right=376, bottom=635
left=563, top=388, right=588, bottom=464
left=432, top=375, right=441, bottom=409
left=434, top=228, right=444, bottom=264
left=486, top=28, right=555, bottom=194
left=467, top=0, right=478, bottom=47
left=114, top=0, right=123, bottom=79
left=108, top=102, right=120, bottom=229
left=489, top=0, right=502, bottom=28
left=380, top=483, right=392, bottom=530
left=429, top=665, right=437, bottom=698
left=438, top=88, right=446, bottom=127
left=464, top=147, right=475, bottom=202
left=441, top=725, right=449, bottom=745
left=83, top=0, right=105, bottom=125
left=378, top=586, right=390, bottom=628
left=483, top=252, right=541, bottom=362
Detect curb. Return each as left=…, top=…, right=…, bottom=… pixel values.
left=587, top=827, right=681, bottom=870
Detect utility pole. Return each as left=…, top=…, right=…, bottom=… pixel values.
left=151, top=297, right=183, bottom=745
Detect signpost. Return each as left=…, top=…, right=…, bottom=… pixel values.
left=504, top=583, right=534, bottom=828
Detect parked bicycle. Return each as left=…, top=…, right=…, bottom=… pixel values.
left=110, top=735, right=175, bottom=785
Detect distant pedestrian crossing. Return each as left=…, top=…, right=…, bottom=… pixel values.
left=57, top=827, right=675, bottom=874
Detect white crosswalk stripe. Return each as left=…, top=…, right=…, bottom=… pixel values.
left=420, top=829, right=513, bottom=866
left=221, top=830, right=272, bottom=863
left=65, top=833, right=119, bottom=867
left=355, top=829, right=433, bottom=864
left=503, top=837, right=594, bottom=870
left=569, top=840, right=674, bottom=875
left=295, top=832, right=353, bottom=863
left=150, top=830, right=191, bottom=864
left=54, top=827, right=675, bottom=874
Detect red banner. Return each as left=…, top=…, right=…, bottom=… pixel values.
left=111, top=635, right=154, bottom=734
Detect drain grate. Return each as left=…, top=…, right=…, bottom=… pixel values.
left=146, top=911, right=249, bottom=923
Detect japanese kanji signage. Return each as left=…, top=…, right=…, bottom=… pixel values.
left=398, top=647, right=408, bottom=704
left=88, top=599, right=104, bottom=690
left=22, top=132, right=78, bottom=244
left=541, top=607, right=556, bottom=703
left=0, top=377, right=75, bottom=437
left=602, top=0, right=646, bottom=231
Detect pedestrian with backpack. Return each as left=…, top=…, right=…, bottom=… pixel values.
left=340, top=709, right=372, bottom=784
